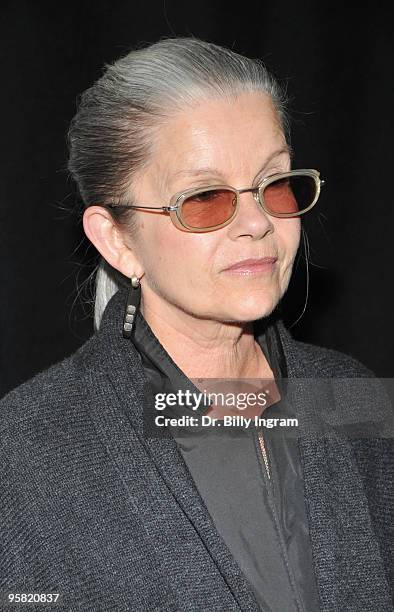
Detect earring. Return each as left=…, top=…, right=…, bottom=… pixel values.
left=122, top=275, right=141, bottom=339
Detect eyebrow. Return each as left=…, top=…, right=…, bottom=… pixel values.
left=170, top=146, right=294, bottom=182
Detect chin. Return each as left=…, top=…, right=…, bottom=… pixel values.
left=219, top=296, right=279, bottom=324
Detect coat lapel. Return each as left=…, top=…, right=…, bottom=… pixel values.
left=276, top=320, right=392, bottom=611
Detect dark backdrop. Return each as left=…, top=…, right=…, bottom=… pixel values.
left=1, top=1, right=393, bottom=398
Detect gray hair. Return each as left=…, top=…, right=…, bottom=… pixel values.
left=67, top=37, right=292, bottom=331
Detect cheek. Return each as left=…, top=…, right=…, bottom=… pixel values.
left=276, top=219, right=301, bottom=261
left=139, top=220, right=215, bottom=282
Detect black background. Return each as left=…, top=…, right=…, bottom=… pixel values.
left=1, top=1, right=393, bottom=397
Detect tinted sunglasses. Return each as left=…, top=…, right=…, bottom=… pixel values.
left=102, top=169, right=324, bottom=233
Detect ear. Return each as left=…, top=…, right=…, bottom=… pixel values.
left=82, top=206, right=143, bottom=278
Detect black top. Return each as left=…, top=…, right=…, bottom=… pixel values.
left=131, top=309, right=320, bottom=612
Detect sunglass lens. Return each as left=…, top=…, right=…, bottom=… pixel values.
left=181, top=189, right=237, bottom=229
left=263, top=175, right=317, bottom=214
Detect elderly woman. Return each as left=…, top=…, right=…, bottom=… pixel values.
left=0, top=38, right=392, bottom=612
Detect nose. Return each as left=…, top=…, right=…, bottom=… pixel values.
left=227, top=188, right=274, bottom=240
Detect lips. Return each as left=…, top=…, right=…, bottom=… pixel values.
left=223, top=257, right=278, bottom=272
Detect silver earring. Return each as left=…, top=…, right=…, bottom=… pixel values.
left=122, top=275, right=141, bottom=338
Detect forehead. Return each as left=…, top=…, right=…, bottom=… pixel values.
left=149, top=91, right=289, bottom=190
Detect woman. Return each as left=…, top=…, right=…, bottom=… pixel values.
left=0, top=38, right=392, bottom=612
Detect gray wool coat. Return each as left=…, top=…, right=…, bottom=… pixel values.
left=0, top=286, right=393, bottom=612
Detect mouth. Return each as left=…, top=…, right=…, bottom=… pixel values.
left=222, top=257, right=278, bottom=275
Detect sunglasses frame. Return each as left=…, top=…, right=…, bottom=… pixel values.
left=102, top=169, right=325, bottom=233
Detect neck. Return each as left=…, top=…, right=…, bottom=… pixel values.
left=139, top=295, right=274, bottom=380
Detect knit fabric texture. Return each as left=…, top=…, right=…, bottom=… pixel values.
left=0, top=286, right=392, bottom=611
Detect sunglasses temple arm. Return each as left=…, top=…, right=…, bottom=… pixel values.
left=104, top=204, right=170, bottom=211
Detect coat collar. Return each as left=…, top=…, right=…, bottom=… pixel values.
left=86, top=286, right=391, bottom=611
